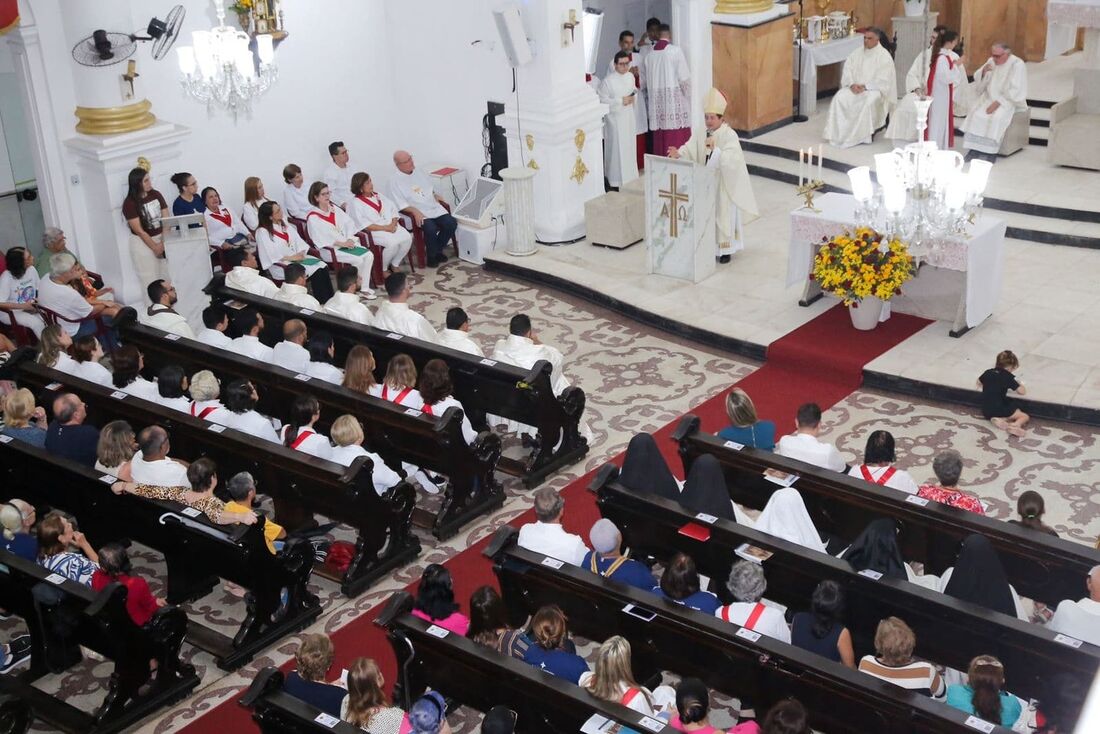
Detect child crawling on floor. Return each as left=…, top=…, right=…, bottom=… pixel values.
left=977, top=350, right=1030, bottom=437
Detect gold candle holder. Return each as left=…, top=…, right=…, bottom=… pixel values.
left=797, top=180, right=824, bottom=212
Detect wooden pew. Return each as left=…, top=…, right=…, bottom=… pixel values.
left=674, top=415, right=1100, bottom=608
left=241, top=668, right=363, bottom=734
left=591, top=466, right=1100, bottom=702
left=5, top=350, right=421, bottom=599
left=205, top=274, right=588, bottom=487
left=370, top=592, right=671, bottom=734
left=0, top=547, right=199, bottom=733
left=113, top=311, right=503, bottom=541
left=0, top=435, right=322, bottom=672
left=486, top=529, right=1015, bottom=734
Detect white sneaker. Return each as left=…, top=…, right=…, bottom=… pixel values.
left=413, top=470, right=441, bottom=495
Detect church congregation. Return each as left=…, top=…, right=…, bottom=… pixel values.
left=1, top=1, right=1099, bottom=733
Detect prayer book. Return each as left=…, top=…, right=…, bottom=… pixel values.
left=763, top=468, right=799, bottom=487
left=735, top=543, right=774, bottom=564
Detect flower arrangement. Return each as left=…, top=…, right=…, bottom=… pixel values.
left=228, top=0, right=253, bottom=13
left=811, top=227, right=915, bottom=305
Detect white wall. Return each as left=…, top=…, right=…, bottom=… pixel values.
left=586, top=0, right=671, bottom=80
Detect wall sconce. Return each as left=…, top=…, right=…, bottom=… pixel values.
left=562, top=9, right=579, bottom=46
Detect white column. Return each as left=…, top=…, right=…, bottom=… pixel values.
left=893, top=13, right=938, bottom=98
left=671, top=0, right=714, bottom=132
left=500, top=167, right=537, bottom=256
left=64, top=122, right=191, bottom=306
left=500, top=0, right=608, bottom=243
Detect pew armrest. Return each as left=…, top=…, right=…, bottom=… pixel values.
left=240, top=666, right=286, bottom=707
left=374, top=591, right=414, bottom=627
left=484, top=526, right=519, bottom=559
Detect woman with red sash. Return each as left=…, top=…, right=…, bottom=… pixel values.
left=925, top=30, right=966, bottom=150
left=304, top=181, right=376, bottom=297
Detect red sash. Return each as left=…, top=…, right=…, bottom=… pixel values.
left=860, top=465, right=897, bottom=486
left=210, top=209, right=232, bottom=227
left=357, top=194, right=383, bottom=214
left=422, top=404, right=434, bottom=416
left=307, top=209, right=337, bottom=227
left=381, top=385, right=414, bottom=405
left=720, top=602, right=766, bottom=630
left=924, top=52, right=956, bottom=146
left=621, top=688, right=641, bottom=706
left=272, top=229, right=289, bottom=243
left=289, top=429, right=315, bottom=450
left=190, top=403, right=217, bottom=419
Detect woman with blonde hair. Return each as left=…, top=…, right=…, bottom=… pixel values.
left=378, top=354, right=424, bottom=409
left=718, top=388, right=775, bottom=451
left=946, top=655, right=1022, bottom=727
left=36, top=324, right=75, bottom=371
left=95, top=420, right=136, bottom=480
left=329, top=414, right=401, bottom=494
left=579, top=636, right=669, bottom=716
left=1, top=501, right=37, bottom=560
left=284, top=633, right=345, bottom=717
left=342, top=345, right=379, bottom=396
left=340, top=657, right=406, bottom=733
left=1, top=388, right=47, bottom=447
left=241, top=176, right=274, bottom=233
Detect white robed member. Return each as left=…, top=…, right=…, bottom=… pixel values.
left=255, top=217, right=326, bottom=283
left=644, top=32, right=692, bottom=153
left=347, top=186, right=414, bottom=273
left=305, top=201, right=375, bottom=295
left=925, top=41, right=967, bottom=150
left=598, top=54, right=640, bottom=188
left=962, top=45, right=1027, bottom=155
left=823, top=30, right=898, bottom=149
left=437, top=328, right=484, bottom=357
left=886, top=48, right=933, bottom=142
left=607, top=49, right=648, bottom=167
left=373, top=301, right=439, bottom=343
left=668, top=88, right=758, bottom=260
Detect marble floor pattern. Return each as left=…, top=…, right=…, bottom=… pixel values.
left=5, top=258, right=1098, bottom=733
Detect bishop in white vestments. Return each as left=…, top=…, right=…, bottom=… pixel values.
left=668, top=88, right=758, bottom=262
left=962, top=44, right=1028, bottom=155
left=598, top=52, right=640, bottom=188
left=823, top=30, right=898, bottom=149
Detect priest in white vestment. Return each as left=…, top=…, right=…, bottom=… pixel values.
left=668, top=88, right=758, bottom=263
left=372, top=272, right=438, bottom=343
left=608, top=30, right=647, bottom=170
left=224, top=248, right=279, bottom=299
left=823, top=30, right=898, bottom=149
left=962, top=44, right=1027, bottom=155
left=437, top=307, right=483, bottom=357
left=140, top=279, right=195, bottom=338
left=644, top=24, right=692, bottom=154
left=599, top=52, right=640, bottom=189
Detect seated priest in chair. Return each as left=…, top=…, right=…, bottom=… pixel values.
left=667, top=88, right=757, bottom=264
left=824, top=29, right=897, bottom=149
left=962, top=43, right=1027, bottom=157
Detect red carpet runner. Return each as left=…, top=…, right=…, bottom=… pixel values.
left=178, top=304, right=928, bottom=733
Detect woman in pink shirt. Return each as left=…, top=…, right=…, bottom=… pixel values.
left=669, top=677, right=760, bottom=733
left=411, top=563, right=469, bottom=635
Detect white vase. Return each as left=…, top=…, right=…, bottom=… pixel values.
left=904, top=0, right=928, bottom=18
left=849, top=296, right=883, bottom=330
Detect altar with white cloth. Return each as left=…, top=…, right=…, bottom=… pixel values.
left=793, top=35, right=865, bottom=118
left=786, top=193, right=1007, bottom=337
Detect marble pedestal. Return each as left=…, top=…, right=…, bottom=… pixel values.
left=585, top=192, right=645, bottom=249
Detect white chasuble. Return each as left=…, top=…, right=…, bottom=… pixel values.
left=823, top=45, right=898, bottom=149
left=677, top=124, right=758, bottom=256
left=962, top=55, right=1027, bottom=154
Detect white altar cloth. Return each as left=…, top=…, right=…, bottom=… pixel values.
left=786, top=192, right=1006, bottom=332
left=793, top=35, right=865, bottom=117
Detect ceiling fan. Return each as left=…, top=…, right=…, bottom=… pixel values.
left=71, top=5, right=186, bottom=68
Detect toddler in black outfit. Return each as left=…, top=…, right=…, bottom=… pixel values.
left=977, top=350, right=1029, bottom=437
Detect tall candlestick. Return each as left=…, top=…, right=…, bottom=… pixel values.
left=799, top=148, right=805, bottom=186
left=818, top=144, right=823, bottom=181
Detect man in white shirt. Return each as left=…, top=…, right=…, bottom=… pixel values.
left=224, top=248, right=279, bottom=299
left=274, top=263, right=322, bottom=311
left=437, top=307, right=483, bottom=356
left=323, top=141, right=354, bottom=208
left=389, top=150, right=457, bottom=267
left=272, top=318, right=311, bottom=374
left=491, top=313, right=570, bottom=395
left=139, top=279, right=195, bottom=338
left=775, top=403, right=847, bottom=472
left=1050, top=566, right=1100, bottom=647
left=129, top=425, right=190, bottom=487
left=228, top=308, right=276, bottom=362
left=323, top=266, right=374, bottom=326
left=196, top=304, right=233, bottom=349
left=373, top=272, right=438, bottom=343
left=37, top=253, right=117, bottom=345
left=517, top=486, right=589, bottom=566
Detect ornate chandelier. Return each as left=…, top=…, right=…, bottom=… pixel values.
left=175, top=0, right=277, bottom=118
left=847, top=101, right=992, bottom=254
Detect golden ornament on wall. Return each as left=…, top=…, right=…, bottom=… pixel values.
left=525, top=134, right=535, bottom=151
left=527, top=159, right=539, bottom=170
left=136, top=156, right=152, bottom=173
left=573, top=128, right=586, bottom=152
left=570, top=156, right=588, bottom=184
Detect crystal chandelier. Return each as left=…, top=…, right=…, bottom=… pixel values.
left=175, top=0, right=278, bottom=118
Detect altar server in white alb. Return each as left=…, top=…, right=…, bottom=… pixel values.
left=962, top=43, right=1027, bottom=156
left=643, top=24, right=693, bottom=154
left=346, top=172, right=414, bottom=274
left=305, top=181, right=376, bottom=298
left=823, top=29, right=897, bottom=149
left=608, top=30, right=648, bottom=171
left=599, top=52, right=640, bottom=189
left=667, top=88, right=758, bottom=263
left=886, top=25, right=944, bottom=143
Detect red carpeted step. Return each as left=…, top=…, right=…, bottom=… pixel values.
left=177, top=304, right=928, bottom=733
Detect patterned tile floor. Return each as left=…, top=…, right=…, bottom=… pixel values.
left=7, top=259, right=1097, bottom=732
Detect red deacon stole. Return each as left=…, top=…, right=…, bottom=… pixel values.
left=924, top=52, right=955, bottom=147
left=308, top=209, right=337, bottom=227
left=357, top=194, right=383, bottom=215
